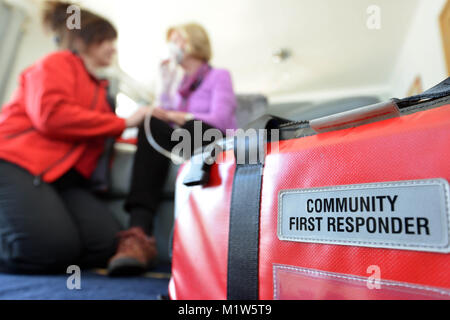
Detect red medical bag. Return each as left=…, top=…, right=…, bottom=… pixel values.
left=169, top=78, right=450, bottom=300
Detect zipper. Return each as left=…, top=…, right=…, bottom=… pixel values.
left=89, top=84, right=100, bottom=111
left=33, top=84, right=100, bottom=187
left=4, top=127, right=35, bottom=140
left=33, top=147, right=78, bottom=187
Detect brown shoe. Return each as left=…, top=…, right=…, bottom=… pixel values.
left=107, top=227, right=158, bottom=276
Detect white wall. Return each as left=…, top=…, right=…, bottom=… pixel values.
left=2, top=0, right=56, bottom=105
left=3, top=0, right=449, bottom=106
left=273, top=0, right=450, bottom=104
left=389, top=0, right=448, bottom=98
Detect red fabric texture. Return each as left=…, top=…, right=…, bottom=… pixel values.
left=0, top=50, right=126, bottom=182
left=170, top=104, right=450, bottom=300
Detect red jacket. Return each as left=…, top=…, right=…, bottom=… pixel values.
left=0, top=50, right=126, bottom=183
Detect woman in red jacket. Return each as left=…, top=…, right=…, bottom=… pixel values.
left=0, top=2, right=154, bottom=274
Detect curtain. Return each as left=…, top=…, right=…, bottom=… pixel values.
left=0, top=1, right=26, bottom=105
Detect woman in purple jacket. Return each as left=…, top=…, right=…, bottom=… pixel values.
left=108, top=23, right=237, bottom=275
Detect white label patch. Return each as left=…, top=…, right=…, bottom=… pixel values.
left=278, top=179, right=450, bottom=253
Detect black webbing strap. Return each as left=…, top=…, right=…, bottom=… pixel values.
left=183, top=115, right=289, bottom=187
left=227, top=131, right=268, bottom=300
left=227, top=163, right=263, bottom=300
left=396, top=77, right=450, bottom=108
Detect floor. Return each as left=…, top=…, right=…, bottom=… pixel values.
left=0, top=265, right=171, bottom=300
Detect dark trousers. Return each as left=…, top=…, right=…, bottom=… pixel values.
left=0, top=161, right=122, bottom=274
left=125, top=118, right=217, bottom=234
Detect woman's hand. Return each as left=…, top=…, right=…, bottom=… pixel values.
left=125, top=107, right=152, bottom=128
left=151, top=108, right=194, bottom=126
left=151, top=107, right=171, bottom=122
left=166, top=111, right=194, bottom=126
left=126, top=107, right=193, bottom=127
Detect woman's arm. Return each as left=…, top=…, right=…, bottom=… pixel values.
left=24, top=53, right=126, bottom=141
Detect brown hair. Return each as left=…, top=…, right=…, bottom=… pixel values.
left=43, top=1, right=117, bottom=50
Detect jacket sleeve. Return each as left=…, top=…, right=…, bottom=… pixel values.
left=24, top=53, right=126, bottom=141
left=192, top=70, right=237, bottom=133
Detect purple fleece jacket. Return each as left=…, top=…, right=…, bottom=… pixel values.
left=173, top=68, right=238, bottom=132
